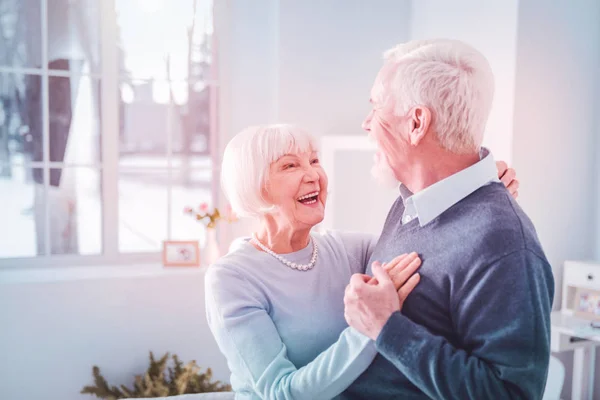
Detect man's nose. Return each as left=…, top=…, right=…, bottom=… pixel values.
left=362, top=111, right=373, bottom=131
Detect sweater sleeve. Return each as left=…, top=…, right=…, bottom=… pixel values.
left=374, top=249, right=554, bottom=400
left=335, top=231, right=379, bottom=274
left=205, top=266, right=377, bottom=400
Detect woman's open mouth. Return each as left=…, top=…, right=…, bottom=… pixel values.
left=297, top=191, right=320, bottom=206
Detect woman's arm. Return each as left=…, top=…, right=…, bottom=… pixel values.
left=333, top=231, right=379, bottom=274
left=205, top=266, right=376, bottom=400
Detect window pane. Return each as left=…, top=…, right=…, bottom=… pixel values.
left=170, top=80, right=214, bottom=167
left=0, top=72, right=41, bottom=165
left=116, top=0, right=215, bottom=169
left=170, top=168, right=213, bottom=246
left=0, top=166, right=43, bottom=258
left=119, top=169, right=168, bottom=253
left=47, top=0, right=101, bottom=73
left=49, top=75, right=101, bottom=164
left=116, top=0, right=213, bottom=80
left=118, top=79, right=170, bottom=169
left=0, top=0, right=42, bottom=69
left=48, top=167, right=102, bottom=255
left=118, top=79, right=213, bottom=169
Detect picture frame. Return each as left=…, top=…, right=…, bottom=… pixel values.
left=162, top=240, right=200, bottom=267
left=574, top=287, right=600, bottom=321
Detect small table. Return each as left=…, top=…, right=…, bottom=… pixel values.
left=551, top=311, right=600, bottom=400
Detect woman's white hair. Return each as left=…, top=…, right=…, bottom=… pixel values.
left=382, top=39, right=495, bottom=154
left=221, top=124, right=319, bottom=218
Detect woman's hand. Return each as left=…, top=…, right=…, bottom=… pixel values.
left=374, top=253, right=422, bottom=291
left=366, top=253, right=422, bottom=303
left=496, top=160, right=519, bottom=199
left=345, top=259, right=421, bottom=340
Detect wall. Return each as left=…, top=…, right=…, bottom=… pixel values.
left=276, top=1, right=411, bottom=136
left=598, top=114, right=600, bottom=262
left=0, top=271, right=229, bottom=400
left=408, top=0, right=520, bottom=163
left=511, top=0, right=600, bottom=396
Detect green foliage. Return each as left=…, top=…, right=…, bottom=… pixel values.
left=81, top=352, right=231, bottom=399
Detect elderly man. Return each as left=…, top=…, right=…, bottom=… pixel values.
left=342, top=39, right=554, bottom=399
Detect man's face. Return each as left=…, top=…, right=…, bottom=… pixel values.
left=362, top=68, right=402, bottom=189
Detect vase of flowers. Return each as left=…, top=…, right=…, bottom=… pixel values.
left=184, top=203, right=237, bottom=265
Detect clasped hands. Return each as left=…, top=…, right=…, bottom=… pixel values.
left=344, top=253, right=422, bottom=341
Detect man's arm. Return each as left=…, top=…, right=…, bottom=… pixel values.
left=375, top=249, right=554, bottom=399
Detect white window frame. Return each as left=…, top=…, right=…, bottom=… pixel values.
left=0, top=0, right=220, bottom=269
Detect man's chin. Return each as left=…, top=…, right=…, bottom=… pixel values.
left=371, top=165, right=399, bottom=189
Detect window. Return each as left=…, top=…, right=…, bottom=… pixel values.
left=0, top=0, right=218, bottom=267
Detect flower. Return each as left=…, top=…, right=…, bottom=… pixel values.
left=184, top=203, right=238, bottom=229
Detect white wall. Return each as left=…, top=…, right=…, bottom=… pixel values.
left=511, top=0, right=600, bottom=397
left=409, top=0, right=520, bottom=163
left=0, top=271, right=229, bottom=400
left=598, top=120, right=600, bottom=262
left=276, top=1, right=411, bottom=136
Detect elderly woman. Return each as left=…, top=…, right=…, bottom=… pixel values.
left=205, top=124, right=518, bottom=400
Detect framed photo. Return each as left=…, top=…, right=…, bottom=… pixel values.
left=574, top=287, right=600, bottom=321
left=162, top=240, right=200, bottom=267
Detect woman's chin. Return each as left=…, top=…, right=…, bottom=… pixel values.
left=300, top=208, right=325, bottom=227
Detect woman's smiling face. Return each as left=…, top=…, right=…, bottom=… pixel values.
left=263, top=150, right=328, bottom=229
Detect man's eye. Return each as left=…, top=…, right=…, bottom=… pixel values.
left=311, top=158, right=320, bottom=164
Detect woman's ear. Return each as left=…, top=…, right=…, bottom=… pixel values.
left=261, top=184, right=272, bottom=204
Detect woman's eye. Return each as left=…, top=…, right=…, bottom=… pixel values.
left=283, top=163, right=295, bottom=170
left=311, top=158, right=320, bottom=165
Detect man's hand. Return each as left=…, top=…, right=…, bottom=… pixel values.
left=344, top=263, right=420, bottom=341
left=380, top=253, right=422, bottom=291
left=496, top=160, right=519, bottom=199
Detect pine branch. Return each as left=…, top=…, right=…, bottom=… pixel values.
left=82, top=352, right=231, bottom=398
left=119, top=385, right=134, bottom=398
left=80, top=366, right=124, bottom=399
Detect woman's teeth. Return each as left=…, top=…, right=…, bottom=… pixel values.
left=298, top=191, right=319, bottom=200
left=297, top=191, right=319, bottom=204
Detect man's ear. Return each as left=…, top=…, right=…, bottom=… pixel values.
left=408, top=106, right=432, bottom=146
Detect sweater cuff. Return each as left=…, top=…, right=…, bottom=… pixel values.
left=375, top=311, right=417, bottom=359
left=348, top=326, right=375, bottom=348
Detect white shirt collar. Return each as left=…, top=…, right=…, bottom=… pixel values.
left=399, top=147, right=499, bottom=227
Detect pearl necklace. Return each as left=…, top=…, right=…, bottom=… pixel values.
left=251, top=234, right=318, bottom=271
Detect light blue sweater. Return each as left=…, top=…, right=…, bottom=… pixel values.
left=205, top=231, right=377, bottom=400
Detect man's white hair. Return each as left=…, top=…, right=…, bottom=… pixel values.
left=382, top=39, right=495, bottom=153
left=221, top=124, right=319, bottom=218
